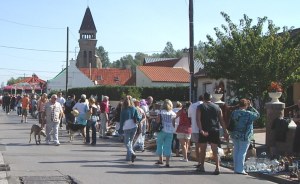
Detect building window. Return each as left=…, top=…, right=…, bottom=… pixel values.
left=114, top=76, right=119, bottom=82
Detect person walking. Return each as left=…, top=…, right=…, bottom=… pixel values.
left=72, top=94, right=89, bottom=138
left=155, top=99, right=176, bottom=168
left=197, top=92, right=229, bottom=175
left=188, top=95, right=203, bottom=168
left=10, top=95, right=16, bottom=112
left=37, top=93, right=49, bottom=130
left=230, top=98, right=259, bottom=175
left=44, top=94, right=64, bottom=146
left=99, top=96, right=110, bottom=139
left=86, top=97, right=98, bottom=145
left=2, top=93, right=11, bottom=115
left=64, top=94, right=76, bottom=124
left=119, top=95, right=141, bottom=162
left=175, top=102, right=192, bottom=162
left=172, top=101, right=182, bottom=157
left=56, top=92, right=66, bottom=129
left=21, top=94, right=30, bottom=123
left=111, top=101, right=123, bottom=138
left=16, top=94, right=22, bottom=116
left=133, top=99, right=146, bottom=152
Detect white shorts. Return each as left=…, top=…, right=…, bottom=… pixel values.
left=177, top=133, right=191, bottom=140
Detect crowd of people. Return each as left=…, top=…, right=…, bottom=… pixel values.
left=0, top=91, right=262, bottom=175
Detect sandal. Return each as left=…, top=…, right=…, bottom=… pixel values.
left=213, top=169, right=220, bottom=175
left=155, top=161, right=163, bottom=165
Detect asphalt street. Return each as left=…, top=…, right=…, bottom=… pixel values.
left=0, top=110, right=276, bottom=184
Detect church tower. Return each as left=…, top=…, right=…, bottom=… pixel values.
left=76, top=7, right=102, bottom=68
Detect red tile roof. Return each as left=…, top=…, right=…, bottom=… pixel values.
left=79, top=68, right=133, bottom=86
left=138, top=66, right=189, bottom=83
left=18, top=74, right=46, bottom=85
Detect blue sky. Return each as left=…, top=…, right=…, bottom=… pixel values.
left=0, top=0, right=299, bottom=86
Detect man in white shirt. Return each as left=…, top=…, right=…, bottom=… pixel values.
left=188, top=95, right=203, bottom=169
left=44, top=94, right=63, bottom=146
left=56, top=92, right=66, bottom=129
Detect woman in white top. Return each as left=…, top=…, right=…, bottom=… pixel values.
left=155, top=99, right=176, bottom=167
left=72, top=95, right=89, bottom=126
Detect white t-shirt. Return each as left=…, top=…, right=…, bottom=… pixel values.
left=188, top=101, right=203, bottom=133
left=73, top=102, right=89, bottom=115
left=160, top=110, right=176, bottom=133
left=123, top=119, right=137, bottom=130
left=56, top=97, right=66, bottom=107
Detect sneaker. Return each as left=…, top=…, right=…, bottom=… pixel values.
left=45, top=140, right=50, bottom=145
left=234, top=171, right=248, bottom=175
left=55, top=142, right=60, bottom=146
left=180, top=158, right=189, bottom=162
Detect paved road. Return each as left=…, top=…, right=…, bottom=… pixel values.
left=0, top=110, right=275, bottom=184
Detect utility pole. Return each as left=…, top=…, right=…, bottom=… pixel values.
left=189, top=0, right=195, bottom=102
left=66, top=27, right=69, bottom=96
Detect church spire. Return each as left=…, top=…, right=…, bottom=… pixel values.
left=77, top=6, right=99, bottom=68
left=79, top=7, right=97, bottom=33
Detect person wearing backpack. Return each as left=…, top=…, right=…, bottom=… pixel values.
left=64, top=94, right=76, bottom=125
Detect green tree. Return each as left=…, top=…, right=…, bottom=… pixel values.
left=204, top=12, right=300, bottom=111
left=194, top=41, right=208, bottom=61
left=96, top=46, right=110, bottom=68
left=112, top=54, right=138, bottom=73
left=134, top=52, right=148, bottom=66
left=7, top=77, right=23, bottom=85
left=161, top=41, right=176, bottom=58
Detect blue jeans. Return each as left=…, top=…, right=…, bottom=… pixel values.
left=124, top=127, right=137, bottom=160
left=156, top=131, right=173, bottom=157
left=86, top=120, right=97, bottom=144
left=232, top=138, right=250, bottom=173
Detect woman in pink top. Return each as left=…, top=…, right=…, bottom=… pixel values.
left=99, top=96, right=109, bottom=138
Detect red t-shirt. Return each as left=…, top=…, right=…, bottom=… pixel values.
left=100, top=101, right=109, bottom=113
